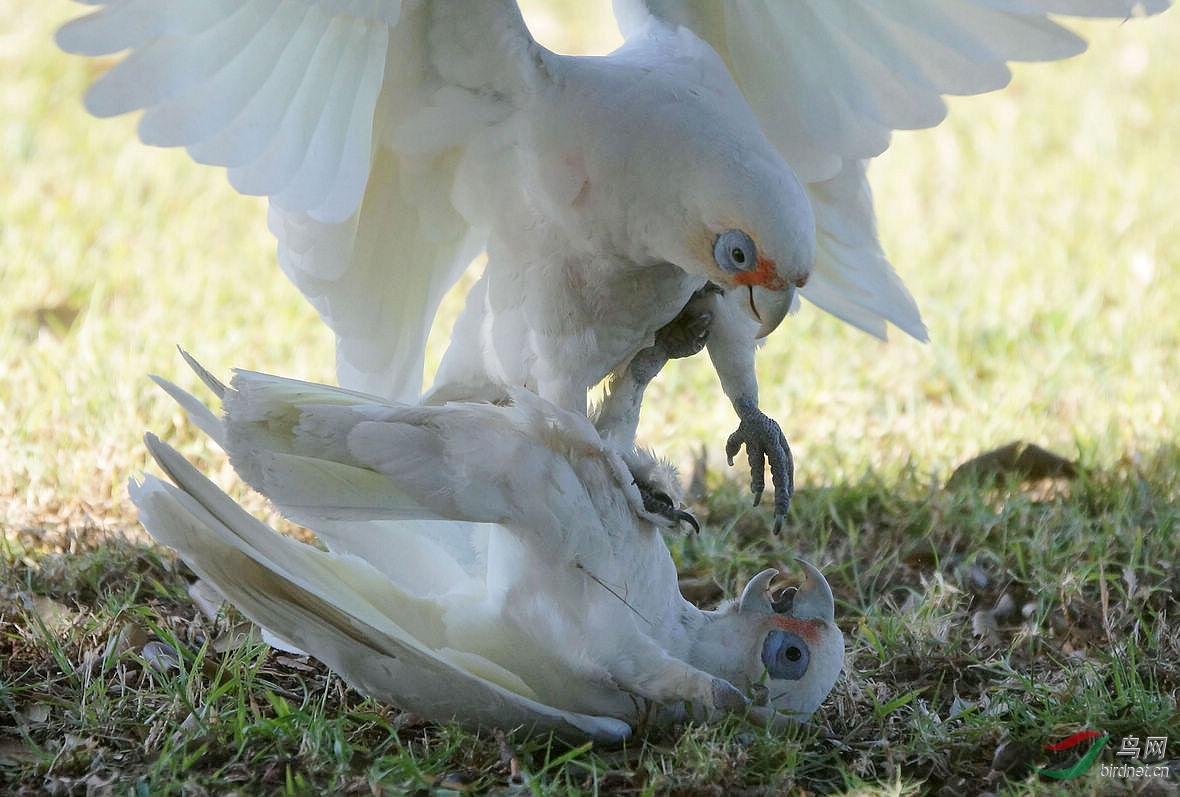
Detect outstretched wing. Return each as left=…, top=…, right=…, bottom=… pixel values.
left=151, top=354, right=661, bottom=566
left=57, top=0, right=538, bottom=400
left=131, top=437, right=633, bottom=741
left=614, top=0, right=1169, bottom=339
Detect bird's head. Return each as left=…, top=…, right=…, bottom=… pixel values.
left=695, top=162, right=815, bottom=339
left=597, top=31, right=816, bottom=340
left=704, top=560, right=843, bottom=720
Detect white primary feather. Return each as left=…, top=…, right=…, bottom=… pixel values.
left=56, top=0, right=1168, bottom=381
left=614, top=0, right=1168, bottom=338
left=131, top=356, right=845, bottom=738
left=59, top=0, right=533, bottom=402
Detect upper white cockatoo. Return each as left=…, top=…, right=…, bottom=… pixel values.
left=129, top=353, right=845, bottom=740
left=57, top=0, right=1169, bottom=529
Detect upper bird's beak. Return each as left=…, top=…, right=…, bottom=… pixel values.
left=745, top=284, right=795, bottom=339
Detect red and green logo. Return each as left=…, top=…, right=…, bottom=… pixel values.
left=1033, top=730, right=1110, bottom=779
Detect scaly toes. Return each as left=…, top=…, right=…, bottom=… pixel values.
left=710, top=678, right=750, bottom=713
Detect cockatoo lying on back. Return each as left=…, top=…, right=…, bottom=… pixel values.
left=58, top=0, right=1169, bottom=529
left=129, top=353, right=844, bottom=740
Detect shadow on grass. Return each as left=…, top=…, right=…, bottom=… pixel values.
left=1, top=446, right=1177, bottom=794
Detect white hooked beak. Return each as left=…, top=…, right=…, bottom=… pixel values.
left=737, top=559, right=835, bottom=623
left=745, top=284, right=796, bottom=340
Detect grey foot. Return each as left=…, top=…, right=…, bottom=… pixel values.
left=626, top=283, right=721, bottom=387
left=653, top=282, right=722, bottom=360
left=726, top=398, right=794, bottom=534
left=711, top=678, right=750, bottom=713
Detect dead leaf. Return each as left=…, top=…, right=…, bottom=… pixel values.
left=988, top=739, right=1036, bottom=777
left=188, top=579, right=226, bottom=622
left=24, top=594, right=80, bottom=634
left=168, top=711, right=214, bottom=750
left=22, top=703, right=51, bottom=725
left=141, top=640, right=180, bottom=672
left=971, top=610, right=998, bottom=639
left=15, top=302, right=81, bottom=341
left=212, top=623, right=260, bottom=653
left=105, top=622, right=149, bottom=660
left=947, top=441, right=1077, bottom=489
left=275, top=655, right=318, bottom=672
left=971, top=593, right=1017, bottom=639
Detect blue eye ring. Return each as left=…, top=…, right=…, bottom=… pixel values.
left=761, top=629, right=809, bottom=681
left=714, top=229, right=757, bottom=274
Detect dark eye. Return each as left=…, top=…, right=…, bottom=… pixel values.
left=714, top=230, right=757, bottom=274
left=761, top=629, right=809, bottom=681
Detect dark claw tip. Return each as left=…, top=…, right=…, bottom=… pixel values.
left=674, top=509, right=700, bottom=534
left=772, top=514, right=785, bottom=535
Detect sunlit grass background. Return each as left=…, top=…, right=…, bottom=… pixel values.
left=3, top=4, right=1177, bottom=534
left=2, top=4, right=1179, bottom=793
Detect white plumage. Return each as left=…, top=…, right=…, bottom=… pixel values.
left=58, top=0, right=1168, bottom=520
left=131, top=354, right=844, bottom=740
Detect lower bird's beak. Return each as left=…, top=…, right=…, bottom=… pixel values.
left=792, top=558, right=835, bottom=625
left=745, top=284, right=795, bottom=339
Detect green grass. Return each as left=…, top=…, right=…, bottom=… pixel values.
left=3, top=3, right=1179, bottom=794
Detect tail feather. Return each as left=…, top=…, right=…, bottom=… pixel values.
left=130, top=437, right=632, bottom=741
left=151, top=355, right=493, bottom=583
left=149, top=375, right=226, bottom=448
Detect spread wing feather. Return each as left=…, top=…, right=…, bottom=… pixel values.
left=616, top=0, right=1168, bottom=339
left=57, top=0, right=535, bottom=399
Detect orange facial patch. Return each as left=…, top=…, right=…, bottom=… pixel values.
left=732, top=255, right=786, bottom=291
left=770, top=614, right=822, bottom=644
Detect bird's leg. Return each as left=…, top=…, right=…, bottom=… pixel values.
left=595, top=284, right=720, bottom=533
left=604, top=634, right=749, bottom=717
left=648, top=282, right=722, bottom=361
left=705, top=291, right=794, bottom=534
left=594, top=283, right=720, bottom=447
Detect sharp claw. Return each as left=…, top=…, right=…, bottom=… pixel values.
left=673, top=509, right=700, bottom=533
left=772, top=514, right=784, bottom=535
left=724, top=433, right=741, bottom=467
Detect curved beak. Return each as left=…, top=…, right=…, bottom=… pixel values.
left=737, top=567, right=779, bottom=615
left=792, top=558, right=835, bottom=624
left=744, top=284, right=796, bottom=339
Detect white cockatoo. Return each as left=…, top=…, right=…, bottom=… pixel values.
left=129, top=353, right=845, bottom=740
left=57, top=1, right=1169, bottom=529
